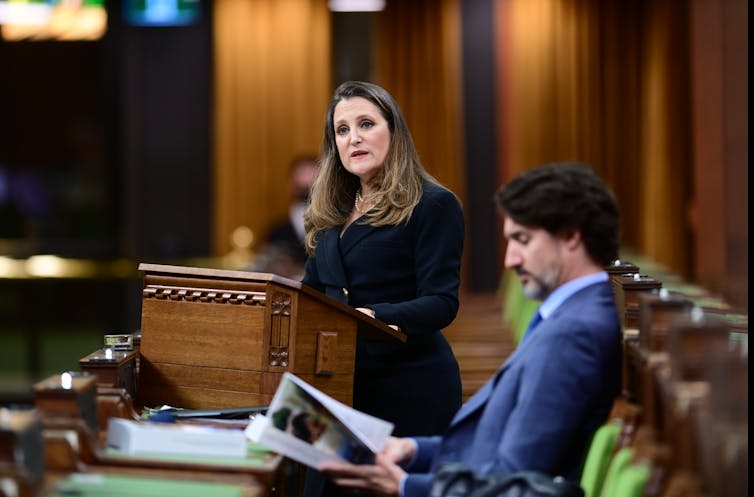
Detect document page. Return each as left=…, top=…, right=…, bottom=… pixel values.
left=245, top=372, right=394, bottom=467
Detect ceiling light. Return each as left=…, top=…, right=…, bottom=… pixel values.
left=328, top=0, right=385, bottom=12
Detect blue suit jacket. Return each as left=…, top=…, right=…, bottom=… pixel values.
left=402, top=281, right=622, bottom=497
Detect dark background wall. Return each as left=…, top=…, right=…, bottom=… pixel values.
left=0, top=1, right=214, bottom=401
left=115, top=0, right=213, bottom=261
left=0, top=1, right=213, bottom=262
left=461, top=0, right=500, bottom=291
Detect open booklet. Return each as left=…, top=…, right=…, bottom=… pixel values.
left=245, top=372, right=394, bottom=468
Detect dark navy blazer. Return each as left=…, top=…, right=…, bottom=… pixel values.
left=302, top=182, right=465, bottom=436
left=402, top=281, right=622, bottom=496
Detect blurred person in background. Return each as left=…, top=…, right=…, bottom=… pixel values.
left=248, top=155, right=317, bottom=279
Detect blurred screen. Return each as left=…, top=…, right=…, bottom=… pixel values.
left=0, top=0, right=107, bottom=41
left=124, top=0, right=201, bottom=26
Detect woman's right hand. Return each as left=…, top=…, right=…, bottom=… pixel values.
left=356, top=307, right=376, bottom=319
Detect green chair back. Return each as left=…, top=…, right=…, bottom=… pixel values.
left=580, top=422, right=621, bottom=497
left=500, top=270, right=538, bottom=343
left=599, top=447, right=633, bottom=497
left=611, top=462, right=650, bottom=497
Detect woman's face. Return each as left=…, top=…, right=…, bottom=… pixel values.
left=332, top=96, right=391, bottom=186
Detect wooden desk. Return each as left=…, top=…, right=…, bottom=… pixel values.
left=133, top=263, right=405, bottom=410
left=69, top=263, right=407, bottom=496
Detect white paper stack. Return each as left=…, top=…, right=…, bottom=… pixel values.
left=106, top=417, right=248, bottom=458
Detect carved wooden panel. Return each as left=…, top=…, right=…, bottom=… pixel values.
left=269, top=291, right=292, bottom=368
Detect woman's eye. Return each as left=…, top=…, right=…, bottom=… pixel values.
left=336, top=126, right=348, bottom=135
left=361, top=121, right=374, bottom=129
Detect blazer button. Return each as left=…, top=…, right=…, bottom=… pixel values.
left=342, top=288, right=349, bottom=297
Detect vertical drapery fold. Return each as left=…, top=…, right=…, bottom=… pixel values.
left=212, top=0, right=331, bottom=256
left=371, top=0, right=466, bottom=209
left=494, top=0, right=691, bottom=275
left=637, top=0, right=691, bottom=274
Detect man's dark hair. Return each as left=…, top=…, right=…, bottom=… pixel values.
left=494, top=162, right=620, bottom=266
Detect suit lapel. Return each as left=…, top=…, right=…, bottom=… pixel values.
left=451, top=356, right=516, bottom=424
left=318, top=229, right=349, bottom=289
left=338, top=218, right=377, bottom=256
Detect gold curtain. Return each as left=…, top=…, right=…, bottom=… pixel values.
left=494, top=0, right=691, bottom=276
left=212, top=0, right=331, bottom=256
left=372, top=0, right=466, bottom=208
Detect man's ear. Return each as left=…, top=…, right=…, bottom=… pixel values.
left=561, top=229, right=582, bottom=250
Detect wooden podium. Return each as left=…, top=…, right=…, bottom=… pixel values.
left=134, top=263, right=406, bottom=411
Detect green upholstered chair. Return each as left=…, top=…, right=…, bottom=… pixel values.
left=610, top=462, right=650, bottom=497
left=500, top=270, right=538, bottom=343
left=580, top=421, right=622, bottom=497
left=599, top=447, right=634, bottom=497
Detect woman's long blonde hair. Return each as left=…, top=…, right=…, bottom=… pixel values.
left=304, top=81, right=439, bottom=255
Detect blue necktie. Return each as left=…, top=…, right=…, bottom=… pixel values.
left=522, top=309, right=542, bottom=343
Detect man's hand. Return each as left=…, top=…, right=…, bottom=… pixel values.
left=319, top=453, right=407, bottom=497
left=380, top=437, right=417, bottom=465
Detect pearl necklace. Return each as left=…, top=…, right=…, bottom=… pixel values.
left=355, top=190, right=377, bottom=214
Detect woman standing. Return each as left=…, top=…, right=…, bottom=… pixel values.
left=303, top=81, right=464, bottom=438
